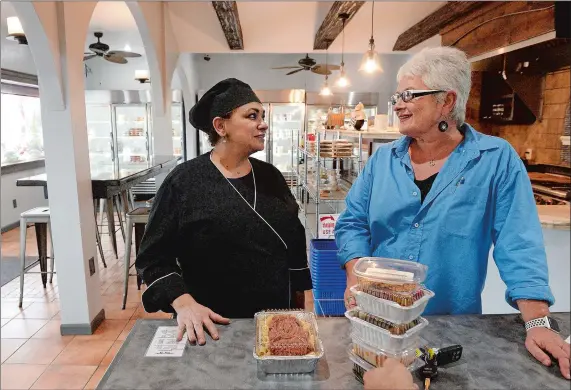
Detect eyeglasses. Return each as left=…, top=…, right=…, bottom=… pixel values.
left=390, top=89, right=446, bottom=105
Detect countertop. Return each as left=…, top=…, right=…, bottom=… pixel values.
left=537, top=205, right=571, bottom=229
left=97, top=313, right=570, bottom=390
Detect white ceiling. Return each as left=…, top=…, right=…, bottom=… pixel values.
left=85, top=2, right=146, bottom=56
left=168, top=1, right=445, bottom=53
left=2, top=1, right=445, bottom=75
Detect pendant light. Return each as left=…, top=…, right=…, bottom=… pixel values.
left=359, top=0, right=382, bottom=74
left=320, top=41, right=332, bottom=96
left=335, top=13, right=350, bottom=88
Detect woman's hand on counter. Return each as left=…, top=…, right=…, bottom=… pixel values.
left=363, top=359, right=418, bottom=390
left=525, top=327, right=570, bottom=379
left=172, top=294, right=230, bottom=345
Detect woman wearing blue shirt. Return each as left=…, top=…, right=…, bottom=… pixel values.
left=336, top=47, right=569, bottom=379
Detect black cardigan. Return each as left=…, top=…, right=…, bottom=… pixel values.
left=136, top=153, right=312, bottom=318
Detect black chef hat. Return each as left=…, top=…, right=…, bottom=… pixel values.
left=189, top=78, right=261, bottom=133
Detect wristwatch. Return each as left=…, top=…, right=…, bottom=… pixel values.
left=525, top=316, right=560, bottom=333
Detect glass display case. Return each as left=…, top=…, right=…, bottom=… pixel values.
left=115, top=105, right=149, bottom=172
left=172, top=103, right=183, bottom=158
left=86, top=104, right=114, bottom=177
left=269, top=103, right=304, bottom=174
left=85, top=90, right=184, bottom=180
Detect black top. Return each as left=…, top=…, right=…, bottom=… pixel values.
left=136, top=153, right=312, bottom=318
left=414, top=173, right=438, bottom=203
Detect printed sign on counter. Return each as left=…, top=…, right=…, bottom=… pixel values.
left=319, top=214, right=339, bottom=239
left=145, top=326, right=187, bottom=357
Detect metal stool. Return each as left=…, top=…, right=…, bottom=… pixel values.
left=122, top=207, right=150, bottom=309
left=19, top=207, right=55, bottom=307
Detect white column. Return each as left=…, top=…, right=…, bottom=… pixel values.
left=15, top=1, right=104, bottom=334
left=127, top=2, right=177, bottom=188
left=151, top=100, right=173, bottom=187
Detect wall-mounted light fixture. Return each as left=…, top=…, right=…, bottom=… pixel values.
left=135, top=70, right=150, bottom=83
left=6, top=17, right=28, bottom=45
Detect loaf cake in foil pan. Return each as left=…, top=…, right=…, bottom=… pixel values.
left=253, top=310, right=324, bottom=374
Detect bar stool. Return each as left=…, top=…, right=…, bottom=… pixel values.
left=19, top=207, right=55, bottom=308
left=122, top=207, right=150, bottom=309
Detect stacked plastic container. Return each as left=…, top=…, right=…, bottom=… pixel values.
left=309, top=239, right=346, bottom=316
left=345, top=258, right=434, bottom=383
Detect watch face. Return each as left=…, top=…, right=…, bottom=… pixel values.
left=548, top=317, right=560, bottom=333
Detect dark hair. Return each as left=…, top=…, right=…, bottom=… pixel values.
left=208, top=111, right=232, bottom=146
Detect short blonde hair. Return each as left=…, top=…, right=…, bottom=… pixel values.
left=397, top=47, right=471, bottom=125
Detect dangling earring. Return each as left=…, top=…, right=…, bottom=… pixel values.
left=438, top=121, right=448, bottom=132
left=222, top=136, right=227, bottom=143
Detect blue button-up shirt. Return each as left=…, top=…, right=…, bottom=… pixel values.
left=335, top=124, right=554, bottom=315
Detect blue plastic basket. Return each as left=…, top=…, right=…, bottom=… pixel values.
left=313, top=290, right=345, bottom=316
left=310, top=239, right=347, bottom=316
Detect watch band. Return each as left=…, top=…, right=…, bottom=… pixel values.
left=525, top=316, right=551, bottom=332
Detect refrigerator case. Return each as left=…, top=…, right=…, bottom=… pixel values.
left=86, top=104, right=115, bottom=177
left=85, top=90, right=184, bottom=194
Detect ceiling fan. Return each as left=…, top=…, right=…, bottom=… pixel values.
left=83, top=32, right=142, bottom=64
left=272, top=54, right=340, bottom=76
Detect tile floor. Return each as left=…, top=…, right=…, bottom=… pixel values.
left=1, top=223, right=171, bottom=390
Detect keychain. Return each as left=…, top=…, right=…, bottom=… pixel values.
left=416, top=345, right=463, bottom=389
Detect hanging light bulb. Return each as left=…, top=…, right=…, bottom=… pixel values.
left=335, top=13, right=350, bottom=88
left=359, top=1, right=382, bottom=74
left=320, top=41, right=333, bottom=96
left=336, top=66, right=350, bottom=88
left=320, top=76, right=332, bottom=96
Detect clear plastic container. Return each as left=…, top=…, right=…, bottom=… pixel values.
left=352, top=309, right=423, bottom=335
left=357, top=284, right=427, bottom=307
left=345, top=308, right=428, bottom=354
left=349, top=348, right=424, bottom=385
left=349, top=349, right=374, bottom=384
left=351, top=285, right=434, bottom=324
left=353, top=257, right=427, bottom=293
left=351, top=335, right=419, bottom=368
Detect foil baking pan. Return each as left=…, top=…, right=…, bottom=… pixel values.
left=253, top=310, right=324, bottom=374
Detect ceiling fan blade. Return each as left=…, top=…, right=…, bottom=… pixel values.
left=311, top=67, right=332, bottom=76
left=104, top=54, right=128, bottom=64
left=83, top=54, right=97, bottom=61
left=313, top=63, right=340, bottom=71
left=107, top=50, right=141, bottom=58
left=271, top=66, right=302, bottom=70
left=286, top=68, right=304, bottom=76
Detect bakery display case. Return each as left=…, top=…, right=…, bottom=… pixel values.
left=85, top=90, right=184, bottom=195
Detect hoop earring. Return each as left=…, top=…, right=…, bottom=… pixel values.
left=438, top=121, right=448, bottom=132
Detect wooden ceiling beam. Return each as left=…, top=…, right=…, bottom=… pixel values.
left=212, top=1, right=244, bottom=50
left=313, top=1, right=365, bottom=50
left=392, top=1, right=486, bottom=51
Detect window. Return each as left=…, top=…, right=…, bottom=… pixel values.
left=1, top=92, right=44, bottom=165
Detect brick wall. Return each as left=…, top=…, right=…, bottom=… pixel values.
left=467, top=67, right=570, bottom=167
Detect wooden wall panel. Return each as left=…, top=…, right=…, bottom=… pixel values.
left=441, top=1, right=556, bottom=58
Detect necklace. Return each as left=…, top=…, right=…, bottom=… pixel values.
left=210, top=152, right=257, bottom=210
left=411, top=140, right=453, bottom=167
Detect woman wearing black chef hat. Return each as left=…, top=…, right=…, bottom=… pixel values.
left=136, top=78, right=312, bottom=345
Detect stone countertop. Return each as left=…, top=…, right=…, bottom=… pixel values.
left=537, top=205, right=571, bottom=229
left=97, top=313, right=570, bottom=390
